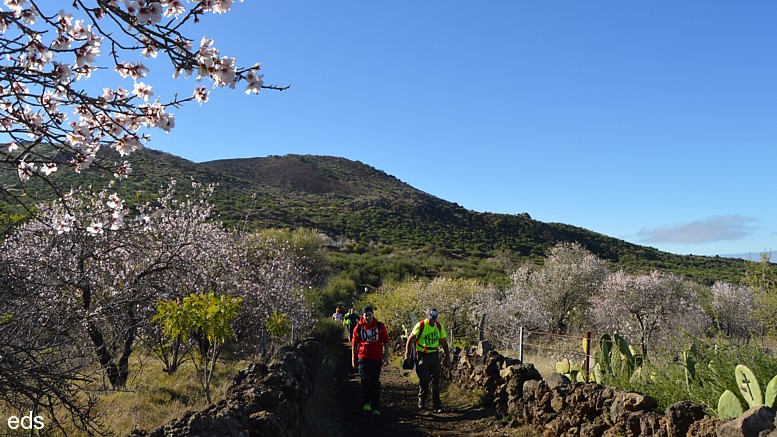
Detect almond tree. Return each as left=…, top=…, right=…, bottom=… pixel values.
left=2, top=182, right=237, bottom=388
left=473, top=266, right=545, bottom=350
left=507, top=242, right=609, bottom=334
left=593, top=270, right=709, bottom=359
left=0, top=261, right=101, bottom=434
left=234, top=231, right=318, bottom=347
left=711, top=281, right=755, bottom=340
left=0, top=0, right=284, bottom=206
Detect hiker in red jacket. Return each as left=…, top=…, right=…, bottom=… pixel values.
left=352, top=305, right=390, bottom=415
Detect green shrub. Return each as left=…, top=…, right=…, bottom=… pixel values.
left=314, top=319, right=346, bottom=344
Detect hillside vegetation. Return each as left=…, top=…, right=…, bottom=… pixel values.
left=0, top=149, right=750, bottom=285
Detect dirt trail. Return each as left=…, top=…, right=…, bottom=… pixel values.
left=305, top=336, right=537, bottom=437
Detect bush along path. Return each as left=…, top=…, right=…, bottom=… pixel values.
left=303, top=334, right=536, bottom=437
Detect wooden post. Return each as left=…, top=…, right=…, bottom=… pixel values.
left=583, top=331, right=592, bottom=382
left=519, top=325, right=524, bottom=362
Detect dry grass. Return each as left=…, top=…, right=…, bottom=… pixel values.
left=102, top=354, right=251, bottom=435
left=501, top=342, right=583, bottom=378
left=38, top=351, right=254, bottom=436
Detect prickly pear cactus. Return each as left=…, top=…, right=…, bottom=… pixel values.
left=718, top=389, right=744, bottom=419
left=598, top=334, right=613, bottom=376
left=765, top=375, right=777, bottom=408
left=556, top=358, right=570, bottom=375
left=614, top=333, right=632, bottom=361
left=735, top=364, right=763, bottom=408
left=613, top=333, right=636, bottom=375
left=593, top=363, right=605, bottom=384
left=683, top=347, right=697, bottom=390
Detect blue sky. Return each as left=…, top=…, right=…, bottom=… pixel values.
left=148, top=1, right=776, bottom=258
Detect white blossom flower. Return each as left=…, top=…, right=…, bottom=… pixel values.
left=132, top=82, right=153, bottom=101
left=137, top=1, right=163, bottom=24
left=72, top=151, right=95, bottom=173
left=114, top=161, right=132, bottom=179
left=4, top=0, right=26, bottom=13
left=86, top=222, right=103, bottom=235
left=110, top=210, right=125, bottom=230
left=40, top=162, right=57, bottom=175
left=210, top=0, right=234, bottom=14
left=53, top=213, right=74, bottom=234
left=106, top=193, right=123, bottom=210
left=116, top=61, right=149, bottom=80
left=193, top=86, right=209, bottom=104
left=17, top=159, right=35, bottom=181
left=164, top=0, right=186, bottom=17
left=113, top=134, right=143, bottom=156
left=136, top=213, right=152, bottom=230
left=51, top=61, right=72, bottom=84
left=245, top=69, right=263, bottom=95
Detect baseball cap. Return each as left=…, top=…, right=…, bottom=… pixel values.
left=427, top=309, right=438, bottom=320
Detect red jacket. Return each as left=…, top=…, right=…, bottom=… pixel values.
left=352, top=316, right=389, bottom=361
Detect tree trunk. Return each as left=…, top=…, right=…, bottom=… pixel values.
left=87, top=321, right=122, bottom=387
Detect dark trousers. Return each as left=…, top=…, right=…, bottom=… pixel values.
left=415, top=351, right=441, bottom=408
left=358, top=358, right=382, bottom=409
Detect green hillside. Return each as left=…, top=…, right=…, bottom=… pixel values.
left=0, top=149, right=750, bottom=285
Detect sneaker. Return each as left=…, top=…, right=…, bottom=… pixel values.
left=435, top=408, right=443, bottom=413
left=362, top=403, right=371, bottom=412
left=417, top=399, right=425, bottom=410
left=372, top=409, right=381, bottom=416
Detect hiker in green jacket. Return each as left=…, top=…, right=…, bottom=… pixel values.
left=343, top=308, right=359, bottom=341
left=404, top=308, right=450, bottom=413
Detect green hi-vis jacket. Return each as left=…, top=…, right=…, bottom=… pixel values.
left=411, top=319, right=446, bottom=353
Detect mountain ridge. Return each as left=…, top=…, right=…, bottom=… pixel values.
left=0, top=149, right=752, bottom=284
left=196, top=153, right=748, bottom=284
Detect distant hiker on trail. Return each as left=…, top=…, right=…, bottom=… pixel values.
left=404, top=308, right=450, bottom=413
left=332, top=307, right=343, bottom=322
left=343, top=308, right=359, bottom=341
left=352, top=305, right=389, bottom=415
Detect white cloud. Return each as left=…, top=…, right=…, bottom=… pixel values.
left=636, top=215, right=758, bottom=244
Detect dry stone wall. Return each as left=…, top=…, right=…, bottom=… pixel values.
left=129, top=336, right=322, bottom=437
left=128, top=336, right=777, bottom=436
left=445, top=345, right=777, bottom=437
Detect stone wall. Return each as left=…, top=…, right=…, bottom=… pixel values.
left=130, top=336, right=322, bottom=437
left=446, top=345, right=777, bottom=437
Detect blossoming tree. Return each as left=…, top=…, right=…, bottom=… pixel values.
left=2, top=183, right=236, bottom=388
left=0, top=0, right=284, bottom=204
left=592, top=270, right=709, bottom=358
